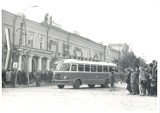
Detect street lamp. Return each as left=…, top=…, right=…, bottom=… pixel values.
left=23, top=5, right=38, bottom=15
left=19, top=5, right=38, bottom=48
left=19, top=5, right=38, bottom=85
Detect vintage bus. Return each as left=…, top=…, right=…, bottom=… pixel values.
left=52, top=59, right=118, bottom=89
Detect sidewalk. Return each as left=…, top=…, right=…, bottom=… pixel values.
left=3, top=82, right=56, bottom=88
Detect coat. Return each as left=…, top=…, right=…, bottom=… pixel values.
left=109, top=73, right=115, bottom=87
left=6, top=71, right=12, bottom=82
left=139, top=69, right=147, bottom=81
left=130, top=72, right=139, bottom=84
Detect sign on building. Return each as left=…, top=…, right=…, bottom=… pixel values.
left=13, top=62, right=18, bottom=69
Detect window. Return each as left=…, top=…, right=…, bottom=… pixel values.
left=85, top=65, right=90, bottom=72
left=63, top=44, right=70, bottom=57
left=78, top=64, right=84, bottom=71
left=39, top=34, right=44, bottom=49
left=49, top=40, right=58, bottom=52
left=91, top=65, right=96, bottom=72
left=56, top=63, right=70, bottom=71
left=28, top=33, right=34, bottom=48
left=103, top=66, right=108, bottom=72
left=71, top=64, right=77, bottom=71
left=97, top=66, right=102, bottom=72
left=99, top=54, right=103, bottom=61
left=39, top=37, right=43, bottom=49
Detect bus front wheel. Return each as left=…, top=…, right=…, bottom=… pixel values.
left=73, top=79, right=81, bottom=89
left=57, top=85, right=65, bottom=89
left=88, top=84, right=95, bottom=88
left=101, top=79, right=109, bottom=88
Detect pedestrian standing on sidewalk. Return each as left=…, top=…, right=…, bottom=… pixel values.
left=130, top=68, right=139, bottom=95
left=17, top=70, right=22, bottom=85
left=21, top=70, right=26, bottom=85
left=11, top=69, right=16, bottom=88
left=48, top=71, right=53, bottom=84
left=146, top=63, right=153, bottom=96
left=6, top=70, right=12, bottom=87
left=35, top=71, right=41, bottom=87
left=2, top=69, right=6, bottom=88
left=150, top=60, right=157, bottom=96
left=109, top=70, right=115, bottom=91
left=139, top=65, right=147, bottom=96
left=29, top=71, right=35, bottom=84
left=125, top=69, right=132, bottom=94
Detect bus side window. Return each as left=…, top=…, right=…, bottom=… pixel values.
left=78, top=64, right=84, bottom=71
left=109, top=66, right=114, bottom=72
left=98, top=66, right=102, bottom=72
left=85, top=65, right=90, bottom=72
left=71, top=64, right=77, bottom=71
left=103, top=66, right=108, bottom=72
left=91, top=65, right=96, bottom=72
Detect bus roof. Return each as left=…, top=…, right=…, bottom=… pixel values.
left=57, top=59, right=117, bottom=66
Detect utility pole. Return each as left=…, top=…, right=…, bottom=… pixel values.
left=17, top=5, right=38, bottom=85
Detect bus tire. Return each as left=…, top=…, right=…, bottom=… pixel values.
left=88, top=84, right=95, bottom=88
left=73, top=79, right=81, bottom=89
left=57, top=85, right=65, bottom=89
left=101, top=79, right=109, bottom=88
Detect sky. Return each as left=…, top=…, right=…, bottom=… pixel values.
left=1, top=0, right=160, bottom=63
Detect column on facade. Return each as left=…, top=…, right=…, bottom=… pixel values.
left=18, top=54, right=22, bottom=70
left=37, top=56, right=42, bottom=71
left=27, top=55, right=33, bottom=72
left=46, top=58, right=51, bottom=71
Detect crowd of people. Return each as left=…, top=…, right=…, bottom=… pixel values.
left=1, top=60, right=158, bottom=96
left=2, top=69, right=53, bottom=88
left=125, top=60, right=157, bottom=96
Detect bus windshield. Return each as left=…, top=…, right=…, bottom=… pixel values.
left=56, top=63, right=70, bottom=71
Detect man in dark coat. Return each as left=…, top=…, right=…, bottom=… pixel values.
left=17, top=70, right=22, bottom=85
left=109, top=71, right=115, bottom=91
left=2, top=69, right=6, bottom=87
left=11, top=69, right=16, bottom=88
left=130, top=68, right=139, bottom=95
left=125, top=69, right=132, bottom=94
left=29, top=71, right=35, bottom=84
left=35, top=71, right=41, bottom=87
left=22, top=70, right=28, bottom=85
left=150, top=60, right=157, bottom=96
left=48, top=71, right=53, bottom=84
left=145, top=63, right=153, bottom=95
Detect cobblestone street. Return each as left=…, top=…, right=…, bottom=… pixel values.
left=1, top=83, right=158, bottom=113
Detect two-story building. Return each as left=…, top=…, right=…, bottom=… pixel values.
left=2, top=10, right=106, bottom=73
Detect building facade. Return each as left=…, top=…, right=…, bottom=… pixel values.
left=2, top=10, right=107, bottom=73
left=2, top=10, right=126, bottom=79
left=109, top=43, right=129, bottom=55
left=105, top=45, right=120, bottom=63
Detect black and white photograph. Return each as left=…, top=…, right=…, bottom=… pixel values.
left=0, top=0, right=159, bottom=113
